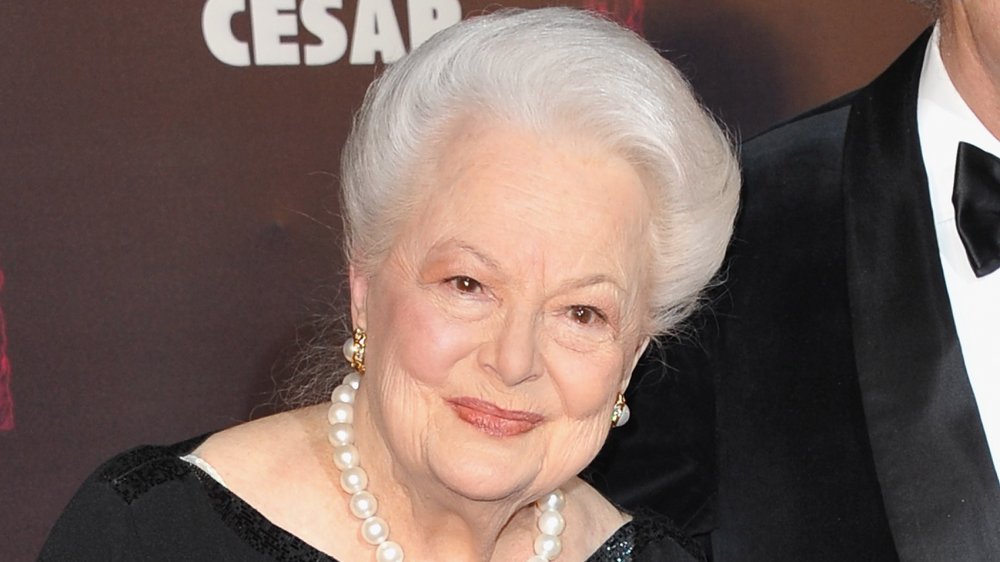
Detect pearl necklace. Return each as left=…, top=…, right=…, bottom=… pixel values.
left=326, top=371, right=567, bottom=562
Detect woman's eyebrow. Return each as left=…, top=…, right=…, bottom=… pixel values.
left=557, top=274, right=625, bottom=295
left=431, top=239, right=503, bottom=273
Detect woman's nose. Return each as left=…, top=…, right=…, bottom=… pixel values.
left=479, top=308, right=542, bottom=386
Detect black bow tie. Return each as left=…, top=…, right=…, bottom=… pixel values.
left=953, top=141, right=1000, bottom=277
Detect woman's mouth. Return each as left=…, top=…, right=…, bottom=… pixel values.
left=447, top=397, right=544, bottom=437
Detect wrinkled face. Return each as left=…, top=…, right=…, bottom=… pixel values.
left=350, top=120, right=651, bottom=504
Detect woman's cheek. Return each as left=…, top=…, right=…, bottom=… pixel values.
left=388, top=289, right=482, bottom=386
left=549, top=347, right=625, bottom=420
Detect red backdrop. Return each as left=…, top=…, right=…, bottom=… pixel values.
left=0, top=1, right=929, bottom=559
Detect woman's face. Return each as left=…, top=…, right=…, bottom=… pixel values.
left=351, top=120, right=651, bottom=505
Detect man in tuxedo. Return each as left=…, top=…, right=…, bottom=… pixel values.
left=592, top=0, right=1000, bottom=559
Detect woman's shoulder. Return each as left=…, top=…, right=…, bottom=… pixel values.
left=189, top=406, right=352, bottom=554
left=193, top=405, right=329, bottom=488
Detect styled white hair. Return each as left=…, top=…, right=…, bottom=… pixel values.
left=340, top=7, right=739, bottom=339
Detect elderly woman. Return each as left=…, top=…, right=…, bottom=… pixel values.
left=40, top=7, right=737, bottom=562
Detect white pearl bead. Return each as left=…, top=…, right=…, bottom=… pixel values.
left=332, top=444, right=360, bottom=470
left=328, top=401, right=354, bottom=425
left=375, top=540, right=405, bottom=562
left=328, top=422, right=354, bottom=446
left=537, top=510, right=565, bottom=536
left=343, top=372, right=361, bottom=390
left=538, top=490, right=565, bottom=512
left=533, top=534, right=562, bottom=559
left=343, top=338, right=357, bottom=362
left=349, top=490, right=378, bottom=519
left=340, top=466, right=369, bottom=494
left=330, top=383, right=356, bottom=405
left=361, top=516, right=390, bottom=545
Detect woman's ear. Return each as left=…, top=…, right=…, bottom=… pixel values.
left=348, top=264, right=369, bottom=329
left=620, top=336, right=651, bottom=393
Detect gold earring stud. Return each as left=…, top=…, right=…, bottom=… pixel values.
left=610, top=392, right=630, bottom=428
left=342, top=327, right=366, bottom=374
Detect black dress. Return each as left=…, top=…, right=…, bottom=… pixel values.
left=39, top=436, right=703, bottom=561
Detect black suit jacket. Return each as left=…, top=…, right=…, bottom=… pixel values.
left=591, top=30, right=1000, bottom=561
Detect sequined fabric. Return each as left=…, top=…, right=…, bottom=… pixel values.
left=589, top=511, right=702, bottom=561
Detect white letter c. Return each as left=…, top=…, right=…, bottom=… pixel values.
left=203, top=0, right=251, bottom=66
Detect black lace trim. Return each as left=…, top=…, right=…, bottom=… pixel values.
left=98, top=435, right=207, bottom=504
left=587, top=510, right=705, bottom=561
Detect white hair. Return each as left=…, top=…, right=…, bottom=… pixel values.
left=340, top=7, right=739, bottom=339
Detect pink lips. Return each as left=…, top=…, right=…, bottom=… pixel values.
left=447, top=397, right=544, bottom=437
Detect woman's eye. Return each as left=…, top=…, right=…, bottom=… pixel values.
left=568, top=305, right=606, bottom=326
left=447, top=276, right=483, bottom=294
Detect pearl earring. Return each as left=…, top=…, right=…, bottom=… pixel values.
left=610, top=393, right=630, bottom=428
left=342, top=328, right=366, bottom=374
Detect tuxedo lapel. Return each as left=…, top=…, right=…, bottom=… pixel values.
left=842, top=30, right=1000, bottom=559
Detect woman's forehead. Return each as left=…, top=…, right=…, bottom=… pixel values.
left=395, top=122, right=652, bottom=285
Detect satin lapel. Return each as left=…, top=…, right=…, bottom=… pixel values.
left=842, top=30, right=1000, bottom=559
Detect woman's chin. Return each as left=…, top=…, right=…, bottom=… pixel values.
left=425, top=439, right=550, bottom=503
left=432, top=462, right=536, bottom=503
